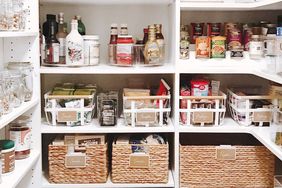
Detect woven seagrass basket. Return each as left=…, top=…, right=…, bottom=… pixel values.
left=180, top=145, right=274, bottom=188
left=111, top=143, right=169, bottom=183
left=48, top=144, right=108, bottom=184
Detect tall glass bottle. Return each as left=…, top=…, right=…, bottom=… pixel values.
left=45, top=22, right=60, bottom=64
left=109, top=23, right=118, bottom=64
left=142, top=28, right=148, bottom=44
left=75, top=15, right=86, bottom=35
left=56, top=12, right=68, bottom=64
left=155, top=24, right=165, bottom=61
left=65, top=19, right=84, bottom=65
left=144, top=25, right=160, bottom=65
left=43, top=14, right=58, bottom=40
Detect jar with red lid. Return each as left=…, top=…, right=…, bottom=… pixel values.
left=115, top=35, right=134, bottom=66
left=9, top=116, right=31, bottom=160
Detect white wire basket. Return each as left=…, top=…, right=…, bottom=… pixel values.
left=179, top=91, right=227, bottom=126
left=227, top=87, right=278, bottom=126
left=44, top=91, right=96, bottom=126
left=123, top=94, right=171, bottom=127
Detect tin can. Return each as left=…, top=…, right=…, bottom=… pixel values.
left=211, top=36, right=226, bottom=58
left=196, top=36, right=211, bottom=58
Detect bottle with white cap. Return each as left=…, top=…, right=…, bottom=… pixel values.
left=120, top=24, right=128, bottom=36
left=65, top=19, right=84, bottom=65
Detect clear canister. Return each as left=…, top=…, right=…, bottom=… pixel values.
left=249, top=35, right=264, bottom=59
left=83, top=35, right=100, bottom=66
left=8, top=62, right=33, bottom=102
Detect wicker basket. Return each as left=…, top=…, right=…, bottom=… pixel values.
left=180, top=145, right=274, bottom=188
left=111, top=143, right=169, bottom=183
left=48, top=144, right=108, bottom=184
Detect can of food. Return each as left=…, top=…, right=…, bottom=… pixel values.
left=191, top=23, right=204, bottom=44
left=228, top=28, right=243, bottom=50
left=207, top=23, right=221, bottom=36
left=196, top=36, right=211, bottom=58
left=211, top=36, right=226, bottom=58
left=230, top=47, right=244, bottom=59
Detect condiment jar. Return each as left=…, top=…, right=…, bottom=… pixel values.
left=83, top=35, right=100, bottom=66
left=249, top=35, right=264, bottom=59
left=9, top=116, right=31, bottom=160
left=7, top=62, right=33, bottom=102
left=264, top=35, right=276, bottom=56
left=116, top=35, right=134, bottom=66
left=0, top=140, right=15, bottom=174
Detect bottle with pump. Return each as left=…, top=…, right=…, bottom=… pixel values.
left=65, top=19, right=84, bottom=65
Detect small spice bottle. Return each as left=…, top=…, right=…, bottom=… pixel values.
left=249, top=35, right=264, bottom=59
left=9, top=116, right=31, bottom=160
left=0, top=140, right=15, bottom=174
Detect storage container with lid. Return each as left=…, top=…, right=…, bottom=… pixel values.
left=0, top=140, right=15, bottom=174
left=9, top=116, right=31, bottom=160
left=249, top=35, right=264, bottom=59
left=7, top=62, right=33, bottom=102
left=83, top=35, right=100, bottom=66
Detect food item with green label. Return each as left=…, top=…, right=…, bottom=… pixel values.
left=211, top=36, right=226, bottom=58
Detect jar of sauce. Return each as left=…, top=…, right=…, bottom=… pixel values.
left=116, top=35, right=134, bottom=66
left=9, top=116, right=31, bottom=160
left=0, top=140, right=15, bottom=174
left=249, top=35, right=264, bottom=59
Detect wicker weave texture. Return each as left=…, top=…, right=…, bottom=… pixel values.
left=180, top=145, right=274, bottom=188
left=48, top=144, right=108, bottom=184
left=111, top=144, right=169, bottom=183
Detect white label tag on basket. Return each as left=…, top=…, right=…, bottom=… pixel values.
left=65, top=153, right=86, bottom=168
left=136, top=112, right=157, bottom=124
left=129, top=153, right=150, bottom=168
left=253, top=111, right=272, bottom=122
left=57, top=111, right=78, bottom=122
left=193, top=112, right=213, bottom=124
left=216, top=146, right=236, bottom=160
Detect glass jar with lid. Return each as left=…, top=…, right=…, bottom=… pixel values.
left=9, top=116, right=31, bottom=160
left=249, top=35, right=264, bottom=59
left=7, top=62, right=33, bottom=101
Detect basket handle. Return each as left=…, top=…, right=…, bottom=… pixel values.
left=64, top=145, right=87, bottom=168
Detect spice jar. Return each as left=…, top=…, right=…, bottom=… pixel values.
left=83, top=35, right=100, bottom=66
left=116, top=35, right=134, bottom=66
left=7, top=62, right=33, bottom=102
left=249, top=35, right=264, bottom=59
left=9, top=116, right=31, bottom=160
left=0, top=140, right=15, bottom=174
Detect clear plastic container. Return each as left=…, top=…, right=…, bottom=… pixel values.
left=8, top=62, right=33, bottom=101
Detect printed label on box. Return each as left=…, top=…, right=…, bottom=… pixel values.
left=253, top=111, right=272, bottom=122
left=129, top=154, right=150, bottom=168
left=57, top=111, right=78, bottom=122
left=216, top=147, right=236, bottom=160
left=193, top=112, right=214, bottom=123
left=65, top=153, right=86, bottom=168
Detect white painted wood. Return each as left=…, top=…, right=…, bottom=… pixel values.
left=180, top=0, right=282, bottom=10
left=40, top=0, right=174, bottom=5
left=0, top=32, right=38, bottom=38
left=41, top=170, right=175, bottom=188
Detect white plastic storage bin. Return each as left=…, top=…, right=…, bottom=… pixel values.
left=227, top=87, right=277, bottom=126
left=44, top=91, right=96, bottom=126
left=179, top=91, right=227, bottom=126
left=123, top=95, right=171, bottom=127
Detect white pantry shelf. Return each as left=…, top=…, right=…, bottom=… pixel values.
left=40, top=63, right=175, bottom=74
left=0, top=98, right=39, bottom=130
left=1, top=150, right=40, bottom=188
left=42, top=170, right=175, bottom=188
left=41, top=118, right=175, bottom=133
left=180, top=0, right=282, bottom=10
left=0, top=31, right=38, bottom=38
left=40, top=0, right=173, bottom=5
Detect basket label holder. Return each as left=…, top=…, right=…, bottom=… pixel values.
left=58, top=111, right=78, bottom=122
left=65, top=145, right=87, bottom=168
left=253, top=111, right=272, bottom=123
left=129, top=153, right=150, bottom=169
left=216, top=145, right=236, bottom=160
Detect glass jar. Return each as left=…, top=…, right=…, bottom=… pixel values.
left=264, top=35, right=276, bottom=57
left=0, top=140, right=15, bottom=174
left=7, top=62, right=33, bottom=101
left=3, top=70, right=25, bottom=108
left=9, top=116, right=31, bottom=160
left=83, top=35, right=100, bottom=66
left=249, top=35, right=264, bottom=59
left=0, top=72, right=11, bottom=114
left=0, top=0, right=7, bottom=30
